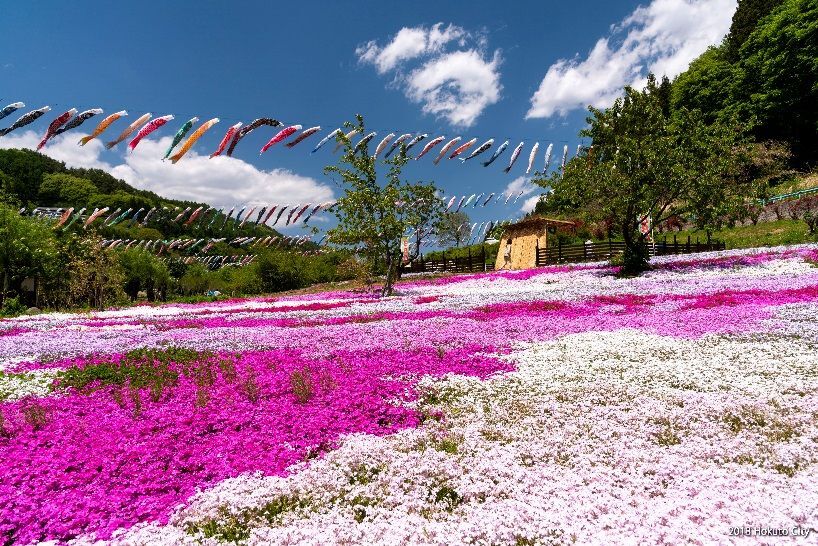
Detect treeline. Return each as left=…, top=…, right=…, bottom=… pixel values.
left=0, top=148, right=277, bottom=241
left=0, top=201, right=356, bottom=316
left=671, top=0, right=817, bottom=166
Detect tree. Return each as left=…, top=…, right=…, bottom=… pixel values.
left=536, top=77, right=748, bottom=275
left=118, top=248, right=170, bottom=301
left=0, top=204, right=58, bottom=307
left=671, top=45, right=735, bottom=123
left=325, top=115, right=443, bottom=296
left=435, top=210, right=471, bottom=248
left=733, top=0, right=818, bottom=164
left=726, top=0, right=786, bottom=59
left=38, top=173, right=98, bottom=206
left=64, top=235, right=125, bottom=310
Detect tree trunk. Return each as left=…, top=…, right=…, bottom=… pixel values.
left=621, top=223, right=650, bottom=275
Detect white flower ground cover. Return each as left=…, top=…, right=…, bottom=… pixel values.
left=2, top=245, right=818, bottom=545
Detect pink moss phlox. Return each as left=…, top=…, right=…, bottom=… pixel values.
left=0, top=347, right=511, bottom=543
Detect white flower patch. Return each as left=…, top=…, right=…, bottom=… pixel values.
left=0, top=368, right=59, bottom=401
left=103, top=319, right=818, bottom=545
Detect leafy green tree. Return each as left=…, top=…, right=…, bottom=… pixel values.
left=726, top=0, right=786, bottom=59
left=733, top=0, right=818, bottom=163
left=435, top=210, right=471, bottom=248
left=118, top=249, right=171, bottom=301
left=178, top=263, right=210, bottom=295
left=64, top=234, right=126, bottom=310
left=0, top=204, right=58, bottom=307
left=0, top=149, right=66, bottom=204
left=671, top=45, right=735, bottom=123
left=537, top=77, right=749, bottom=274
left=38, top=173, right=98, bottom=206
left=325, top=115, right=443, bottom=296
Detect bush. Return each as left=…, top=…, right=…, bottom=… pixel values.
left=1, top=296, right=26, bottom=317
left=253, top=250, right=307, bottom=293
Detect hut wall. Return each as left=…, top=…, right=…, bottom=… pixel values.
left=495, top=225, right=547, bottom=270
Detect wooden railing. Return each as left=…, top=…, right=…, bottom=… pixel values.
left=536, top=237, right=725, bottom=266
left=402, top=246, right=495, bottom=274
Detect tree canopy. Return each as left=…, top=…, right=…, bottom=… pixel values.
left=325, top=115, right=443, bottom=296
left=536, top=76, right=749, bottom=274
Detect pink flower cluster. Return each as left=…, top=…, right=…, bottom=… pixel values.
left=0, top=348, right=510, bottom=543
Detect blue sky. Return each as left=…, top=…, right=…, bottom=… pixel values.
left=1, top=0, right=736, bottom=240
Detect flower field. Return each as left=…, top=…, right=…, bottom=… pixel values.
left=2, top=245, right=818, bottom=545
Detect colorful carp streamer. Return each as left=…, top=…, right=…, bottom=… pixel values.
left=373, top=133, right=396, bottom=158
left=415, top=135, right=446, bottom=160
left=128, top=115, right=173, bottom=151
left=404, top=134, right=427, bottom=153
left=0, top=106, right=51, bottom=137
left=37, top=108, right=77, bottom=150
left=260, top=124, right=301, bottom=154
left=106, top=113, right=151, bottom=149
left=272, top=206, right=288, bottom=226
left=353, top=131, right=377, bottom=153
left=79, top=110, right=127, bottom=146
left=311, top=128, right=341, bottom=154
left=434, top=137, right=461, bottom=164
left=446, top=196, right=457, bottom=211
left=384, top=133, right=411, bottom=158
left=544, top=143, right=553, bottom=171
left=561, top=144, right=569, bottom=169
left=53, top=108, right=103, bottom=137
left=164, top=117, right=199, bottom=159
left=285, top=126, right=321, bottom=148
left=462, top=138, right=493, bottom=162
left=449, top=137, right=477, bottom=159
left=211, top=123, right=242, bottom=158
left=526, top=142, right=540, bottom=175
left=54, top=207, right=73, bottom=228
left=83, top=207, right=109, bottom=229
left=0, top=102, right=25, bottom=122
left=483, top=139, right=509, bottom=167
left=226, top=118, right=281, bottom=156
left=504, top=142, right=524, bottom=174
left=170, top=118, right=219, bottom=163
left=333, top=129, right=360, bottom=153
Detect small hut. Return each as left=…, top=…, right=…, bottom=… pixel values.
left=494, top=216, right=575, bottom=270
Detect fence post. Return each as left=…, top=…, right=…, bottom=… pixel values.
left=686, top=235, right=691, bottom=253
left=442, top=251, right=446, bottom=273
left=558, top=240, right=563, bottom=263
left=468, top=247, right=472, bottom=272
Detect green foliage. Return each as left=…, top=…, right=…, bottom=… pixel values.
left=62, top=234, right=127, bottom=310
left=325, top=115, right=444, bottom=296
left=118, top=248, right=170, bottom=301
left=178, top=263, right=211, bottom=295
left=38, top=173, right=98, bottom=206
left=671, top=45, right=735, bottom=123
left=0, top=296, right=27, bottom=317
left=0, top=203, right=59, bottom=307
left=672, top=0, right=817, bottom=164
left=435, top=210, right=471, bottom=248
left=726, top=0, right=786, bottom=59
left=253, top=250, right=307, bottom=293
left=537, top=75, right=749, bottom=274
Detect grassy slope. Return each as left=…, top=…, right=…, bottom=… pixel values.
left=666, top=219, right=817, bottom=249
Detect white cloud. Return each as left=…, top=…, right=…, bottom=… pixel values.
left=526, top=0, right=736, bottom=119
left=0, top=131, right=334, bottom=207
left=357, top=24, right=501, bottom=128
left=502, top=176, right=542, bottom=213
left=356, top=23, right=465, bottom=74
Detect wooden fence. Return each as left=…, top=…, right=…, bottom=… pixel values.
left=536, top=236, right=725, bottom=266
left=402, top=246, right=495, bottom=274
